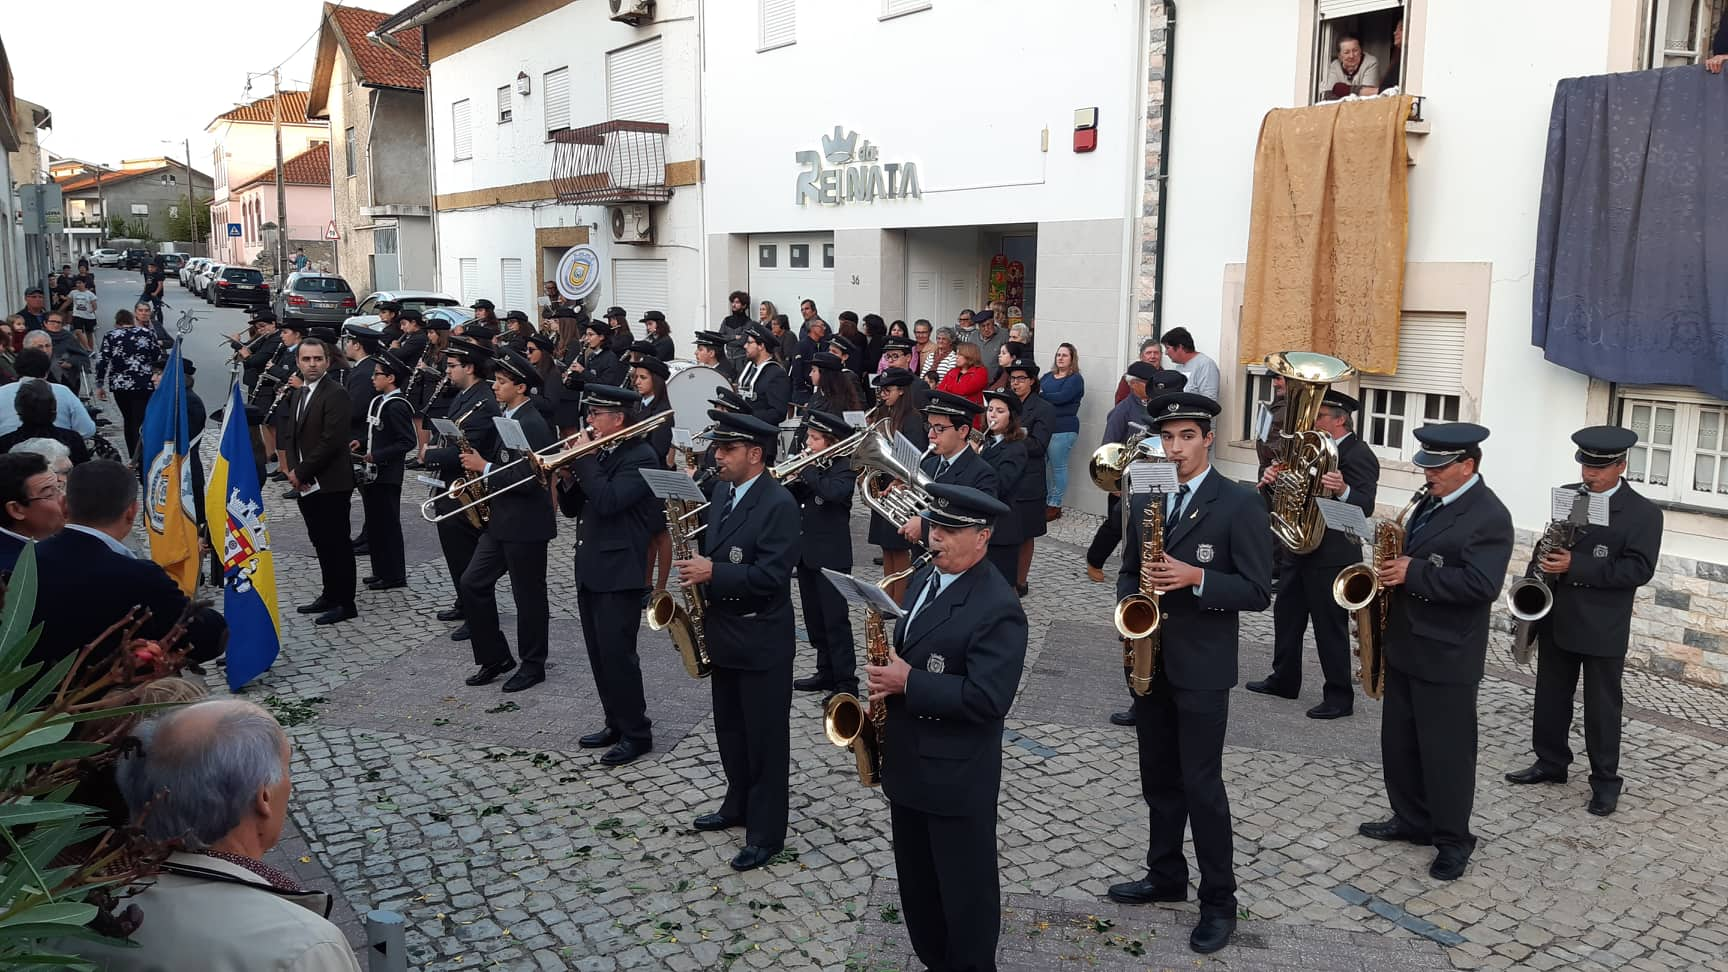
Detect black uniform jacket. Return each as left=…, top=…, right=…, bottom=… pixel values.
left=365, top=392, right=416, bottom=487
left=344, top=356, right=379, bottom=442
left=1306, top=432, right=1381, bottom=567
left=1384, top=479, right=1515, bottom=685
left=883, top=559, right=1028, bottom=817
left=741, top=360, right=791, bottom=426
left=909, top=447, right=999, bottom=546
left=1016, top=393, right=1055, bottom=502
left=241, top=332, right=283, bottom=389
left=483, top=403, right=557, bottom=544
left=1117, top=472, right=1273, bottom=691
left=1535, top=478, right=1661, bottom=658
left=562, top=346, right=626, bottom=403
left=558, top=438, right=661, bottom=593
left=423, top=383, right=501, bottom=508
left=978, top=436, right=1029, bottom=545
left=785, top=457, right=853, bottom=570
left=282, top=379, right=355, bottom=492
left=701, top=474, right=802, bottom=671
left=395, top=331, right=429, bottom=369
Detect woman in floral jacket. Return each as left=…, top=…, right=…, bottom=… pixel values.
left=97, top=308, right=160, bottom=458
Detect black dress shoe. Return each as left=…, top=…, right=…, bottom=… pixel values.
left=1245, top=678, right=1299, bottom=699
left=1429, top=846, right=1470, bottom=881
left=366, top=578, right=407, bottom=591
left=1189, top=913, right=1236, bottom=954
left=1505, top=764, right=1568, bottom=785
left=1357, top=818, right=1432, bottom=845
left=435, top=606, right=465, bottom=622
left=1587, top=783, right=1620, bottom=816
left=313, top=605, right=357, bottom=625
left=579, top=728, right=620, bottom=749
left=295, top=597, right=333, bottom=614
left=872, top=556, right=883, bottom=566
left=267, top=470, right=287, bottom=482
left=693, top=812, right=742, bottom=832
left=282, top=489, right=300, bottom=500
left=792, top=675, right=830, bottom=692
left=1109, top=709, right=1137, bottom=727
left=599, top=738, right=652, bottom=766
left=351, top=546, right=370, bottom=556
left=1015, top=583, right=1029, bottom=597
left=449, top=623, right=470, bottom=642
left=1105, top=878, right=1186, bottom=904
left=1305, top=703, right=1352, bottom=720
left=464, top=660, right=516, bottom=687
left=730, top=844, right=782, bottom=871
left=501, top=666, right=545, bottom=693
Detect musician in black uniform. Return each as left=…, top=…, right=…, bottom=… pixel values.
left=692, top=329, right=736, bottom=383
left=735, top=326, right=791, bottom=426
left=1506, top=426, right=1662, bottom=816
left=866, top=368, right=929, bottom=604
left=238, top=310, right=282, bottom=394
left=1248, top=390, right=1381, bottom=718
left=419, top=338, right=501, bottom=642
left=342, top=322, right=384, bottom=555
left=264, top=320, right=309, bottom=484
left=562, top=317, right=626, bottom=416
left=1087, top=364, right=1184, bottom=584
left=631, top=356, right=676, bottom=597
left=896, top=391, right=998, bottom=552
left=375, top=300, right=402, bottom=344
left=866, top=481, right=1027, bottom=972
left=978, top=388, right=1030, bottom=586
left=554, top=384, right=663, bottom=766
left=394, top=307, right=429, bottom=370
left=676, top=411, right=801, bottom=872
left=1358, top=423, right=1513, bottom=882
left=412, top=313, right=454, bottom=454
left=877, top=336, right=930, bottom=409
left=786, top=410, right=858, bottom=698
left=357, top=351, right=416, bottom=592
left=1104, top=393, right=1271, bottom=955
left=458, top=348, right=557, bottom=692
left=1006, top=356, right=1052, bottom=595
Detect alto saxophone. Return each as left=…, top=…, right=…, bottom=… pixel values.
left=825, top=552, right=933, bottom=787
left=445, top=403, right=492, bottom=530
left=1116, top=490, right=1165, bottom=696
left=1332, top=486, right=1429, bottom=699
left=647, top=496, right=713, bottom=678
left=1507, top=484, right=1591, bottom=664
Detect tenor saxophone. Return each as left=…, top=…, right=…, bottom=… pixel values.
left=647, top=496, right=713, bottom=678
left=825, top=552, right=933, bottom=787
left=1507, top=484, right=1591, bottom=664
left=1332, top=486, right=1429, bottom=700
left=1116, top=492, right=1164, bottom=696
left=445, top=403, right=492, bottom=530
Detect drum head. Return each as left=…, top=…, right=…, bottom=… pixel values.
left=664, top=361, right=731, bottom=438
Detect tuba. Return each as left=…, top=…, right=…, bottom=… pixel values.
left=824, top=552, right=933, bottom=787
left=1508, top=484, right=1591, bottom=664
left=1332, top=486, right=1429, bottom=699
left=1264, top=352, right=1356, bottom=555
left=647, top=495, right=713, bottom=679
left=1116, top=484, right=1165, bottom=695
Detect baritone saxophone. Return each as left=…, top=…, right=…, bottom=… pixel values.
left=1332, top=486, right=1429, bottom=700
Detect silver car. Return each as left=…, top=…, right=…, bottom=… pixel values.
left=276, top=272, right=357, bottom=324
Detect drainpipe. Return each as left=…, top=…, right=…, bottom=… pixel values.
left=1151, top=0, right=1176, bottom=340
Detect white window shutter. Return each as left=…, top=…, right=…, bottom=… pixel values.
left=882, top=0, right=930, bottom=16
left=544, top=67, right=571, bottom=134
left=1317, top=0, right=1403, bottom=18
left=759, top=0, right=795, bottom=50
left=458, top=258, right=479, bottom=305
left=1361, top=313, right=1467, bottom=396
left=612, top=259, right=669, bottom=317
left=501, top=258, right=528, bottom=314
left=452, top=100, right=473, bottom=160
left=496, top=86, right=512, bottom=123
left=606, top=39, right=664, bottom=122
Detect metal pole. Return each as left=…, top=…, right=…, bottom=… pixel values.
left=184, top=138, right=198, bottom=253
left=364, top=910, right=407, bottom=972
left=272, top=68, right=288, bottom=284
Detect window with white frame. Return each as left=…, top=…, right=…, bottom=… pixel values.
left=1239, top=366, right=1277, bottom=443
left=458, top=257, right=479, bottom=305
left=1617, top=386, right=1728, bottom=511
left=500, top=257, right=528, bottom=314
left=881, top=0, right=931, bottom=19
left=1311, top=0, right=1406, bottom=104
left=759, top=0, right=795, bottom=51
left=543, top=67, right=570, bottom=137
left=451, top=100, right=473, bottom=160
left=1358, top=312, right=1467, bottom=462
left=607, top=40, right=664, bottom=122
left=344, top=127, right=357, bottom=176
left=496, top=85, right=512, bottom=124
left=1645, top=0, right=1727, bottom=67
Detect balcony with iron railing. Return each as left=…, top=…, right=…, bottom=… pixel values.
left=550, top=120, right=671, bottom=205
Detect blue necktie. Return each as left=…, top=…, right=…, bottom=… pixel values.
left=1406, top=497, right=1439, bottom=539
left=1166, top=483, right=1191, bottom=522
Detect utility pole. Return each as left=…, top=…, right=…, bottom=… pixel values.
left=183, top=138, right=199, bottom=253
left=272, top=68, right=288, bottom=284
left=94, top=169, right=105, bottom=244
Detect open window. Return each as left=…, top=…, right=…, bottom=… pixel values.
left=1645, top=0, right=1727, bottom=68
left=1312, top=1, right=1406, bottom=104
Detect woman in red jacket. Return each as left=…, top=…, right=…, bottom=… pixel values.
left=937, top=341, right=989, bottom=427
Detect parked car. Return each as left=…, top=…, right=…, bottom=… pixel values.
left=210, top=266, right=269, bottom=308
left=196, top=263, right=225, bottom=299
left=91, top=248, right=123, bottom=268
left=355, top=290, right=462, bottom=318
left=122, top=249, right=152, bottom=271
left=275, top=272, right=357, bottom=324
left=159, top=254, right=185, bottom=277
left=180, top=258, right=206, bottom=289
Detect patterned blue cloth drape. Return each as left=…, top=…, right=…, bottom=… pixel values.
left=1531, top=67, right=1728, bottom=396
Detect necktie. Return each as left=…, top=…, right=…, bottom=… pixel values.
left=936, top=456, right=952, bottom=479
left=297, top=385, right=310, bottom=420
left=1167, top=483, right=1191, bottom=522
left=715, top=488, right=737, bottom=534
left=908, top=570, right=941, bottom=626
left=1407, top=496, right=1439, bottom=538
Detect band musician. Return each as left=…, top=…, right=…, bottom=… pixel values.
left=359, top=352, right=416, bottom=592
left=420, top=338, right=501, bottom=644
left=735, top=327, right=791, bottom=426
left=786, top=410, right=858, bottom=699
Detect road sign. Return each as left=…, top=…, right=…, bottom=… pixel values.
left=324, top=221, right=340, bottom=241
left=227, top=223, right=242, bottom=238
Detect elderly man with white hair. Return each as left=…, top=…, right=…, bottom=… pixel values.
left=69, top=700, right=361, bottom=972
left=0, top=344, right=95, bottom=438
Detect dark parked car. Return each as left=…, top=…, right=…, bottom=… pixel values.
left=158, top=253, right=185, bottom=276
left=276, top=272, right=357, bottom=324
left=210, top=266, right=270, bottom=308
left=122, top=249, right=151, bottom=270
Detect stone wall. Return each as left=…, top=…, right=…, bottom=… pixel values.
left=1134, top=1, right=1168, bottom=342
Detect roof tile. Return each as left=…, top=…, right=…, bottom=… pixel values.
left=213, top=91, right=318, bottom=126
left=232, top=142, right=331, bottom=192
left=329, top=6, right=425, bottom=91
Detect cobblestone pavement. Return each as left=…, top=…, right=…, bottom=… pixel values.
left=192, top=486, right=1728, bottom=971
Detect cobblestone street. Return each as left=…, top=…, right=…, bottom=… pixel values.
left=211, top=492, right=1728, bottom=971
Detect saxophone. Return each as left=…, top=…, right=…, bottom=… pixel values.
left=1116, top=491, right=1164, bottom=696
left=1507, top=484, right=1591, bottom=664
left=1332, top=486, right=1429, bottom=700
left=647, top=496, right=713, bottom=678
left=445, top=403, right=492, bottom=530
left=825, top=552, right=933, bottom=787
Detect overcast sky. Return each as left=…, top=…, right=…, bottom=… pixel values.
left=6, top=0, right=414, bottom=174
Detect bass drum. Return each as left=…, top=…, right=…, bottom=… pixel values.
left=664, top=361, right=732, bottom=443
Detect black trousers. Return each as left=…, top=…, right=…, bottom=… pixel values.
left=796, top=563, right=856, bottom=695
left=1381, top=667, right=1478, bottom=852
left=1085, top=493, right=1122, bottom=570
left=299, top=489, right=356, bottom=609
left=985, top=544, right=1017, bottom=589
left=114, top=388, right=153, bottom=459
left=578, top=586, right=652, bottom=744
left=1134, top=670, right=1236, bottom=915
left=890, top=801, right=1000, bottom=972
left=360, top=483, right=405, bottom=583
left=1533, top=639, right=1625, bottom=786
left=712, top=662, right=791, bottom=847
left=1269, top=558, right=1354, bottom=708
left=461, top=533, right=549, bottom=669
left=436, top=514, right=482, bottom=610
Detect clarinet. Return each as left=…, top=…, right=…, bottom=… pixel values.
left=404, top=347, right=441, bottom=402
left=247, top=343, right=288, bottom=407
left=264, top=378, right=297, bottom=423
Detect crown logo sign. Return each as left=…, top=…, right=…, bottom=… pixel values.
left=822, top=126, right=859, bottom=164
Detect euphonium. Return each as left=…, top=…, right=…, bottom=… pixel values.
left=647, top=495, right=713, bottom=679
left=1089, top=430, right=1154, bottom=493
left=1332, top=486, right=1429, bottom=700
left=1116, top=488, right=1164, bottom=695
left=1508, top=484, right=1591, bottom=664
left=853, top=418, right=939, bottom=530
left=825, top=552, right=933, bottom=787
left=1264, top=352, right=1357, bottom=555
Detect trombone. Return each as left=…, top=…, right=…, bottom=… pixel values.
left=769, top=425, right=870, bottom=482
left=419, top=410, right=676, bottom=522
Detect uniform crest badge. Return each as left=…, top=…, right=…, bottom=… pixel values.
left=728, top=546, right=743, bottom=564
left=1195, top=543, right=1214, bottom=564
left=1592, top=544, right=1609, bottom=559
left=1428, top=553, right=1444, bottom=567
left=1166, top=401, right=1181, bottom=413
left=927, top=654, right=946, bottom=674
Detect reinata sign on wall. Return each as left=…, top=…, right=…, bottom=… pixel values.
left=795, top=126, right=922, bottom=207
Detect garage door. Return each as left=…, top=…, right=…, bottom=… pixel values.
left=748, top=233, right=834, bottom=325
left=612, top=258, right=669, bottom=319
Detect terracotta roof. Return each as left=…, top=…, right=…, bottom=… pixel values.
left=330, top=6, right=425, bottom=91
left=54, top=162, right=214, bottom=195
left=232, top=142, right=331, bottom=192
left=210, top=91, right=320, bottom=127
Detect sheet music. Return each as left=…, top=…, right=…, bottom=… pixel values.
left=640, top=468, right=707, bottom=502
left=415, top=474, right=446, bottom=489
left=1127, top=460, right=1178, bottom=495
left=891, top=431, right=926, bottom=473
left=671, top=427, right=695, bottom=449
left=821, top=569, right=904, bottom=618
left=1316, top=497, right=1372, bottom=541
left=1254, top=403, right=1274, bottom=443
left=1551, top=486, right=1610, bottom=526
left=843, top=410, right=869, bottom=429
left=493, top=417, right=530, bottom=452
left=1587, top=491, right=1610, bottom=526
left=429, top=418, right=461, bottom=439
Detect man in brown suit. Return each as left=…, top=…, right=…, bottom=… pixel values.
left=282, top=337, right=358, bottom=625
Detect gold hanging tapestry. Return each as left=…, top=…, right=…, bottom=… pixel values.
left=1239, top=95, right=1412, bottom=374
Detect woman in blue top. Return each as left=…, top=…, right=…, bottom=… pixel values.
left=1040, top=342, right=1085, bottom=518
